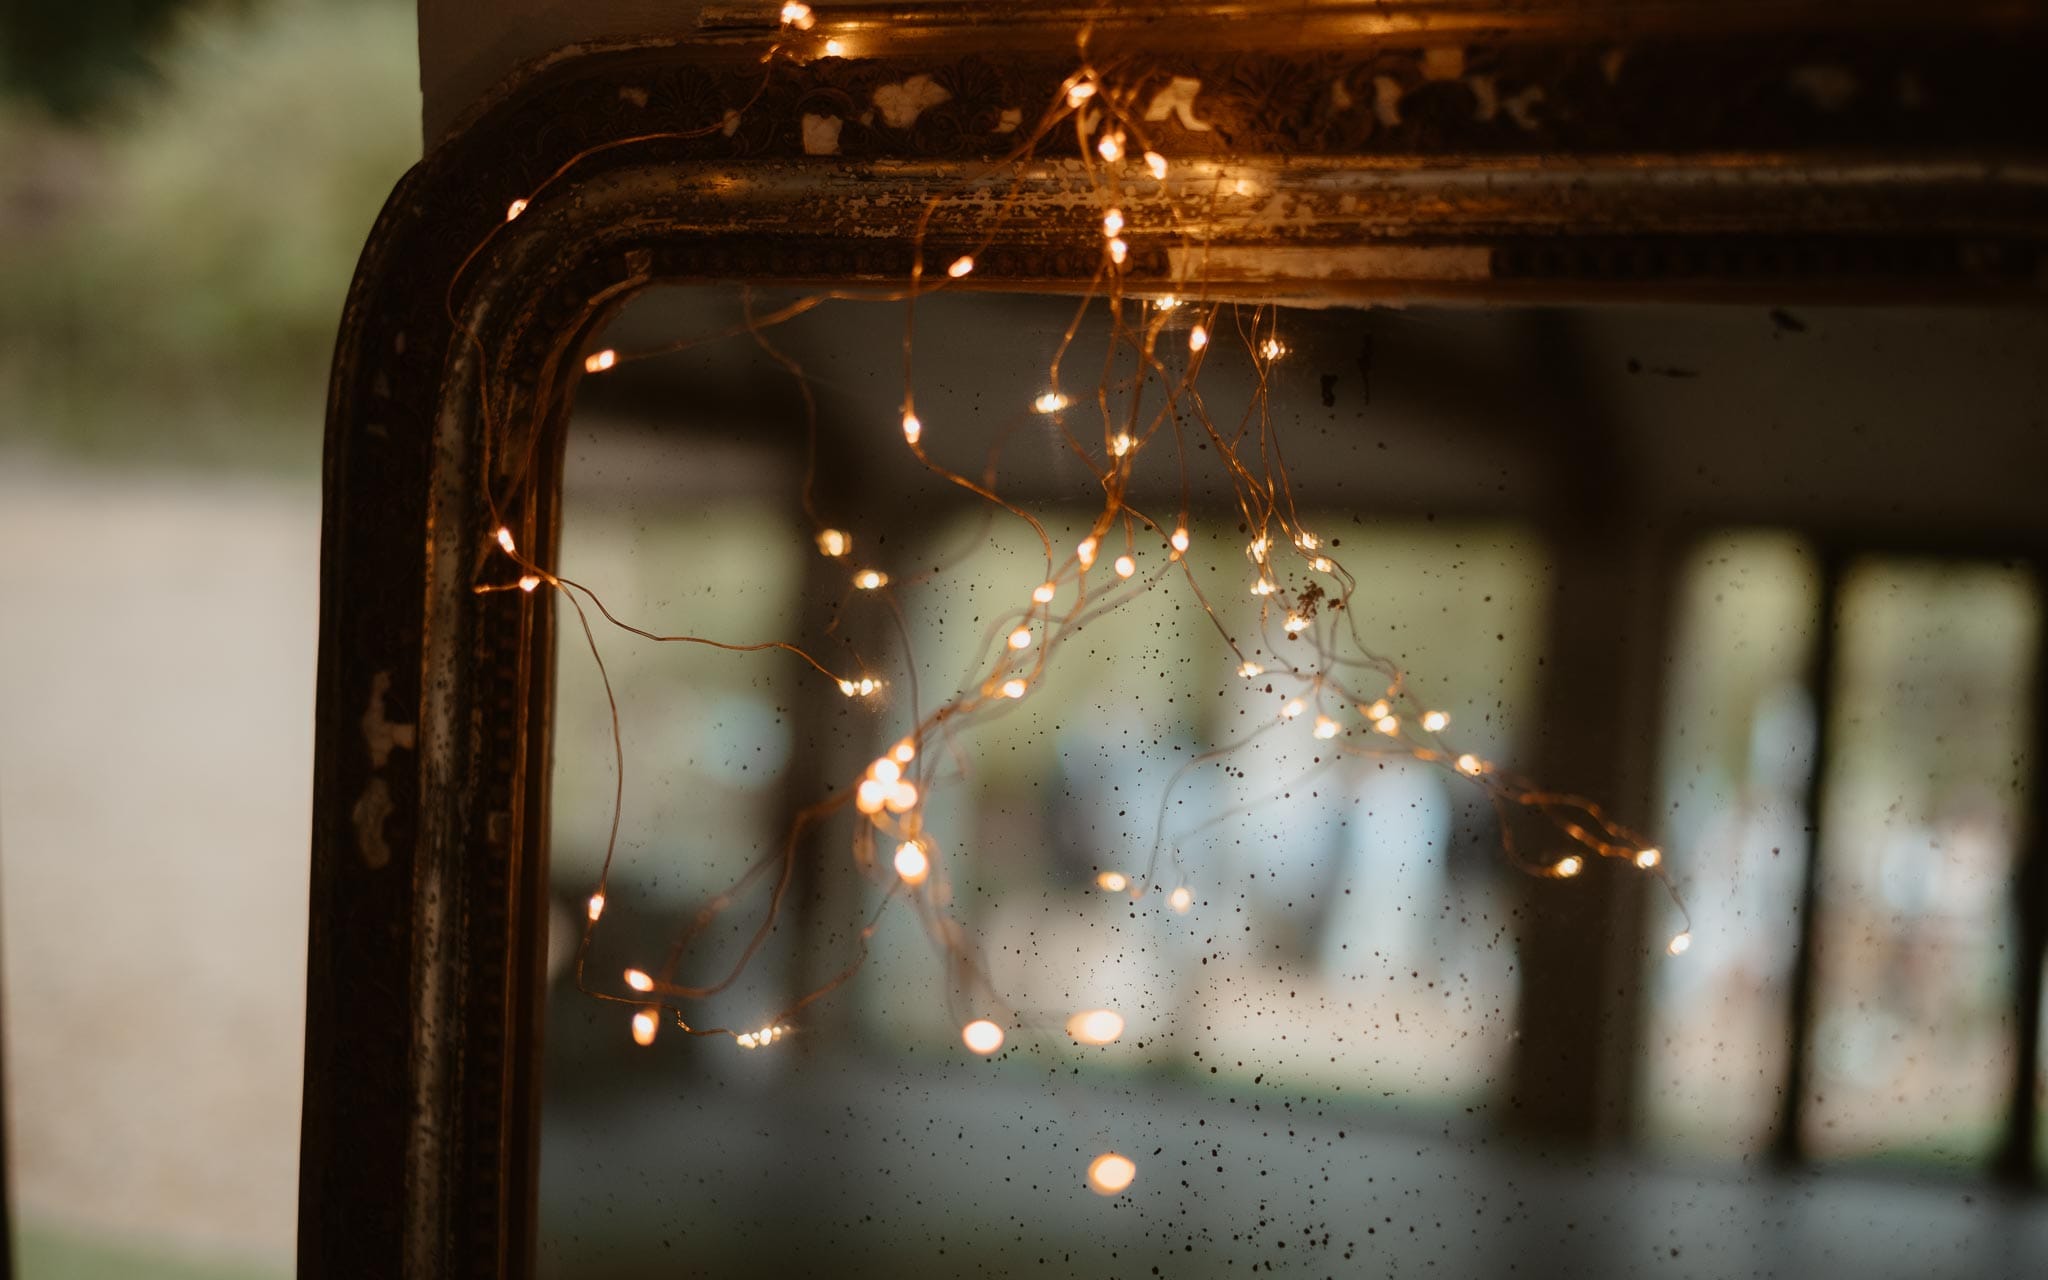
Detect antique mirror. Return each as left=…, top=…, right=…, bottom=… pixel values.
left=303, top=2, right=2048, bottom=1276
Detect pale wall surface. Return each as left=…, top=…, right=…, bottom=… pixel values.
left=0, top=457, right=314, bottom=1274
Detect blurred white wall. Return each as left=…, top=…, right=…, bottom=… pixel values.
left=0, top=454, right=313, bottom=1272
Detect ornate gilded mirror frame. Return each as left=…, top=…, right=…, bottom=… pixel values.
left=303, top=2, right=2047, bottom=1275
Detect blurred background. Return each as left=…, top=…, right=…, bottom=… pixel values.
left=2, top=2, right=2046, bottom=1278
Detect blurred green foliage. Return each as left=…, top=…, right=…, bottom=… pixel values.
left=0, top=0, right=419, bottom=468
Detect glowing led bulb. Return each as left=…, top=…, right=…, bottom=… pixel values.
left=1311, top=556, right=1332, bottom=573
left=839, top=676, right=882, bottom=698
left=1007, top=626, right=1035, bottom=651
left=1108, top=237, right=1128, bottom=265
left=587, top=892, right=605, bottom=921
left=1096, top=871, right=1129, bottom=892
left=1365, top=700, right=1390, bottom=720
left=518, top=574, right=541, bottom=592
left=1111, top=432, right=1134, bottom=457
left=1154, top=294, right=1179, bottom=311
left=961, top=1018, right=1006, bottom=1054
left=1077, top=537, right=1099, bottom=567
left=1001, top=678, right=1028, bottom=699
left=584, top=349, right=617, bottom=373
left=1283, top=613, right=1308, bottom=634
left=1261, top=337, right=1287, bottom=361
left=1168, top=886, right=1193, bottom=913
left=1113, top=555, right=1136, bottom=579
left=893, top=840, right=930, bottom=885
left=855, top=778, right=888, bottom=813
left=869, top=756, right=901, bottom=786
left=1144, top=150, right=1169, bottom=180
left=816, top=528, right=851, bottom=557
left=1667, top=931, right=1693, bottom=956
left=854, top=569, right=888, bottom=590
left=1455, top=753, right=1484, bottom=776
left=1635, top=847, right=1662, bottom=870
left=1066, top=80, right=1097, bottom=107
left=1374, top=713, right=1400, bottom=735
left=891, top=737, right=917, bottom=764
left=1555, top=855, right=1584, bottom=878
left=823, top=37, right=845, bottom=56
left=884, top=780, right=919, bottom=812
left=947, top=255, right=975, bottom=278
left=1251, top=579, right=1276, bottom=596
left=1237, top=661, right=1264, bottom=678
left=1103, top=208, right=1124, bottom=238
left=1421, top=710, right=1450, bottom=733
left=1170, top=527, right=1190, bottom=553
left=1066, top=1009, right=1125, bottom=1045
left=1097, top=131, right=1125, bottom=163
left=1033, top=582, right=1057, bottom=604
left=631, top=1009, right=658, bottom=1046
left=780, top=1, right=815, bottom=28
left=901, top=411, right=922, bottom=444
left=505, top=198, right=528, bottom=221
left=1249, top=536, right=1269, bottom=559
left=1281, top=698, right=1306, bottom=719
left=1313, top=714, right=1340, bottom=740
left=1189, top=324, right=1209, bottom=352
left=1088, top=1152, right=1137, bottom=1195
left=1034, top=391, right=1069, bottom=414
left=623, top=968, right=655, bottom=993
left=495, top=526, right=516, bottom=554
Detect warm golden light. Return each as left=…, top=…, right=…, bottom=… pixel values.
left=1001, top=678, right=1028, bottom=699
left=884, top=780, right=919, bottom=813
left=1555, top=855, right=1584, bottom=878
left=1189, top=325, right=1208, bottom=351
left=1455, top=753, right=1484, bottom=776
left=854, top=569, right=888, bottom=590
left=1096, top=131, right=1124, bottom=163
left=1111, top=432, right=1134, bottom=458
left=891, top=737, right=917, bottom=764
left=1102, top=208, right=1124, bottom=238
left=947, top=255, right=975, bottom=278
left=855, top=778, right=888, bottom=814
left=1088, top=1152, right=1136, bottom=1195
left=1096, top=871, right=1128, bottom=892
left=1113, top=554, right=1136, bottom=579
left=1281, top=698, right=1306, bottom=719
left=1311, top=556, right=1332, bottom=573
left=1284, top=613, right=1308, bottom=634
left=961, top=1018, right=1006, bottom=1054
left=1033, top=581, right=1057, bottom=604
left=624, top=968, right=654, bottom=993
left=1374, top=713, right=1400, bottom=735
left=869, top=756, right=901, bottom=786
left=1635, top=847, right=1662, bottom=870
left=587, top=892, right=605, bottom=921
left=584, top=349, right=617, bottom=373
left=816, top=528, right=851, bottom=557
left=1421, top=710, right=1450, bottom=733
left=1008, top=626, right=1034, bottom=650
left=1076, top=537, right=1098, bottom=567
left=1667, top=931, right=1693, bottom=955
left=1313, top=714, right=1339, bottom=740
left=1066, top=81, right=1097, bottom=107
left=1168, top=886, right=1193, bottom=913
left=823, top=37, right=845, bottom=56
left=893, top=840, right=930, bottom=885
left=901, top=411, right=922, bottom=444
left=505, top=198, right=528, bottom=221
left=631, top=1009, right=659, bottom=1046
left=1251, top=578, right=1276, bottom=596
left=495, top=526, right=516, bottom=554
left=1365, top=700, right=1390, bottom=720
left=1066, top=1008, right=1125, bottom=1045
left=1144, top=151, right=1168, bottom=180
left=779, top=1, right=815, bottom=28
left=1237, top=661, right=1264, bottom=678
left=1170, top=527, right=1190, bottom=553
left=1249, top=536, right=1269, bottom=559
left=518, top=574, right=541, bottom=592
left=1107, top=237, right=1128, bottom=265
left=1153, top=294, right=1179, bottom=311
left=839, top=676, right=882, bottom=698
left=1034, top=391, right=1069, bottom=414
left=1260, top=337, right=1286, bottom=361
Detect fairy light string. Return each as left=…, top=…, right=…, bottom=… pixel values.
left=449, top=9, right=1697, bottom=1193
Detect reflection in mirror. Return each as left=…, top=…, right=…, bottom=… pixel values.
left=532, top=288, right=2048, bottom=1276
